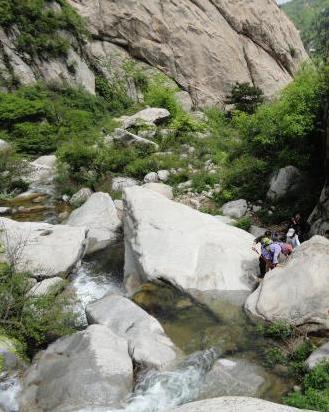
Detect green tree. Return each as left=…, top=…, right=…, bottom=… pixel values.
left=226, top=82, right=265, bottom=114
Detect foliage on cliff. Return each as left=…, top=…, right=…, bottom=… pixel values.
left=0, top=0, right=87, bottom=58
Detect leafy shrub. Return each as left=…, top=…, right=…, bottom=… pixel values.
left=0, top=148, right=28, bottom=195
left=95, top=75, right=133, bottom=113
left=191, top=172, right=219, bottom=193
left=220, top=155, right=269, bottom=202
left=0, top=262, right=75, bottom=356
left=0, top=83, right=113, bottom=155
left=264, top=347, right=287, bottom=368
left=256, top=320, right=293, bottom=340
left=234, top=217, right=252, bottom=231
left=11, top=122, right=58, bottom=154
left=144, top=75, right=180, bottom=117
left=284, top=362, right=329, bottom=411
left=0, top=0, right=87, bottom=59
left=124, top=157, right=159, bottom=179
left=170, top=112, right=206, bottom=135
left=226, top=82, right=265, bottom=114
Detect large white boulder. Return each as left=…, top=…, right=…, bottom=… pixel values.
left=245, top=236, right=329, bottom=332
left=306, top=341, right=329, bottom=369
left=267, top=166, right=303, bottom=201
left=222, top=200, right=248, bottom=219
left=27, top=155, right=57, bottom=186
left=112, top=176, right=139, bottom=192
left=66, top=192, right=121, bottom=255
left=0, top=218, right=87, bottom=278
left=166, top=397, right=314, bottom=412
left=142, top=183, right=174, bottom=200
left=122, top=108, right=170, bottom=129
left=123, top=187, right=258, bottom=294
left=86, top=294, right=177, bottom=369
left=20, top=325, right=133, bottom=412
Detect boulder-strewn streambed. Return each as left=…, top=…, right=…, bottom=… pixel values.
left=0, top=186, right=326, bottom=412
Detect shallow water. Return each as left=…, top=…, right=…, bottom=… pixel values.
left=70, top=244, right=125, bottom=324
left=132, top=281, right=293, bottom=404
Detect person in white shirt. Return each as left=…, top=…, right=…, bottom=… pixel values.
left=286, top=228, right=301, bottom=249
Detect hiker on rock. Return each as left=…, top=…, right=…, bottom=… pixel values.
left=261, top=239, right=281, bottom=272
left=290, top=213, right=308, bottom=242
left=286, top=227, right=301, bottom=249
left=253, top=230, right=272, bottom=278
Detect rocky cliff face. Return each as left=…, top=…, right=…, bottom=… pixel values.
left=0, top=0, right=307, bottom=106
left=308, top=110, right=329, bottom=236
left=68, top=0, right=308, bottom=106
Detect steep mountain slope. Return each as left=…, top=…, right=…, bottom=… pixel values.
left=0, top=0, right=307, bottom=107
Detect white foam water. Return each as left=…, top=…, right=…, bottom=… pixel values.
left=79, top=348, right=218, bottom=412
left=0, top=373, right=21, bottom=412
left=72, top=261, right=124, bottom=324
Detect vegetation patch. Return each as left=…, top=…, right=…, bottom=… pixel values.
left=0, top=0, right=87, bottom=59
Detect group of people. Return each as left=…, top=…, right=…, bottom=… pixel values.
left=253, top=213, right=306, bottom=279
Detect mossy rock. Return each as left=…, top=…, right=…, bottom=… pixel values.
left=0, top=334, right=27, bottom=372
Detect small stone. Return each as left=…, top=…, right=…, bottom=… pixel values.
left=112, top=177, right=139, bottom=192
left=32, top=196, right=47, bottom=204
left=0, top=207, right=11, bottom=215
left=0, top=139, right=11, bottom=153
left=157, top=170, right=170, bottom=182
left=222, top=199, right=248, bottom=219
left=252, top=205, right=262, bottom=213
left=144, top=172, right=159, bottom=184
left=58, top=211, right=69, bottom=222
left=293, top=385, right=302, bottom=392
left=62, top=194, right=70, bottom=203
left=70, top=188, right=93, bottom=207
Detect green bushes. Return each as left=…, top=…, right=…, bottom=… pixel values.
left=95, top=75, right=133, bottom=113
left=215, top=64, right=327, bottom=216
left=0, top=148, right=28, bottom=196
left=0, top=262, right=75, bottom=356
left=284, top=362, right=329, bottom=411
left=234, top=217, right=252, bottom=231
left=226, top=82, right=264, bottom=114
left=144, top=75, right=180, bottom=117
left=0, top=83, right=113, bottom=155
left=0, top=0, right=87, bottom=59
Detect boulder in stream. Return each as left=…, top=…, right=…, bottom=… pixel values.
left=66, top=192, right=121, bottom=255
left=245, top=236, right=329, bottom=332
left=86, top=293, right=178, bottom=370
left=0, top=218, right=87, bottom=278
left=20, top=325, right=133, bottom=412
left=200, top=358, right=267, bottom=399
left=166, top=396, right=315, bottom=411
left=123, top=187, right=258, bottom=294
